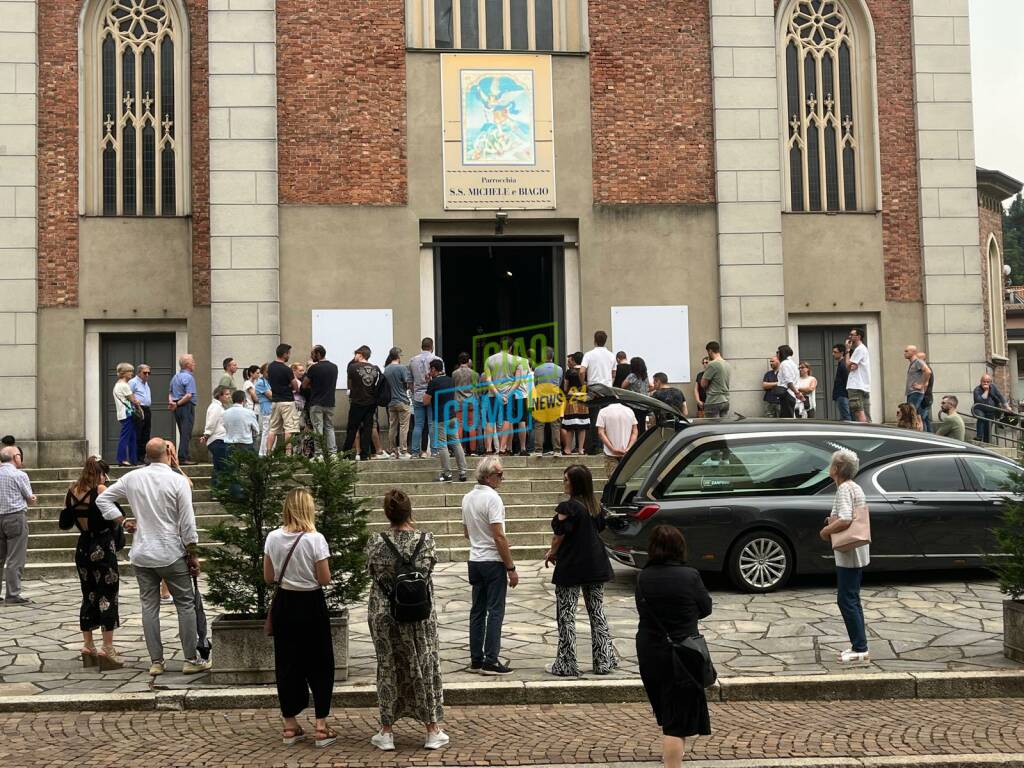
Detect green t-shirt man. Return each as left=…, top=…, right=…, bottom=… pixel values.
left=218, top=373, right=236, bottom=393
left=702, top=357, right=731, bottom=406
left=935, top=411, right=965, bottom=441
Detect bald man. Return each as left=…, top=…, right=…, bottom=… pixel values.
left=0, top=445, right=35, bottom=604
left=904, top=345, right=931, bottom=426
left=97, top=438, right=208, bottom=675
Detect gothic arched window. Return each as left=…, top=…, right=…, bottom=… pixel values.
left=780, top=0, right=877, bottom=212
left=81, top=0, right=190, bottom=216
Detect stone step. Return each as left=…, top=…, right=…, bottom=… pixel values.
left=24, top=465, right=606, bottom=494
left=21, top=544, right=549, bottom=578
left=21, top=453, right=604, bottom=481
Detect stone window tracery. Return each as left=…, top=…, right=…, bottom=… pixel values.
left=82, top=0, right=190, bottom=216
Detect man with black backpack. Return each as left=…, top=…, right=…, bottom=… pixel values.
left=343, top=345, right=383, bottom=461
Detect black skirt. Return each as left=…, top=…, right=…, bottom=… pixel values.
left=636, top=630, right=711, bottom=738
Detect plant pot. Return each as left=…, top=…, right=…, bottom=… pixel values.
left=209, top=608, right=349, bottom=685
left=1005, top=599, right=1024, bottom=663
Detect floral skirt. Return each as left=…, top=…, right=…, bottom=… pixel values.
left=75, top=529, right=120, bottom=632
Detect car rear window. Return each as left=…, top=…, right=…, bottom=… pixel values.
left=658, top=439, right=832, bottom=497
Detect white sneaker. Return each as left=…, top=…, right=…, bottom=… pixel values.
left=839, top=649, right=870, bottom=664
left=424, top=730, right=450, bottom=750
left=182, top=658, right=212, bottom=674
left=400, top=452, right=412, bottom=460
left=371, top=731, right=395, bottom=751
left=148, top=660, right=165, bottom=676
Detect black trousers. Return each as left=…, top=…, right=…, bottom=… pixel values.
left=272, top=588, right=334, bottom=719
left=779, top=395, right=796, bottom=418
left=343, top=402, right=376, bottom=459
left=585, top=403, right=606, bottom=455
left=136, top=405, right=152, bottom=458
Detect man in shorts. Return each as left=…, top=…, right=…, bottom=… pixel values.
left=844, top=329, right=871, bottom=423
left=266, top=343, right=300, bottom=453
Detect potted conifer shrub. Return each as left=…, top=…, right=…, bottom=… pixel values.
left=205, top=444, right=369, bottom=684
left=990, top=477, right=1024, bottom=663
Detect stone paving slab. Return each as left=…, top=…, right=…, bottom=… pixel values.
left=0, top=562, right=1018, bottom=697
left=1, top=699, right=1023, bottom=767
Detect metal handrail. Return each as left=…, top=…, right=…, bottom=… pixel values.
left=970, top=402, right=1024, bottom=450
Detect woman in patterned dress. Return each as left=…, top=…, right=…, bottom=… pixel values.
left=542, top=464, right=617, bottom=676
left=366, top=489, right=447, bottom=751
left=59, top=456, right=123, bottom=670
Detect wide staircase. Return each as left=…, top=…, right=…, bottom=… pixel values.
left=21, top=454, right=606, bottom=580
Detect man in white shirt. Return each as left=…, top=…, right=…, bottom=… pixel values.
left=461, top=456, right=517, bottom=675
left=774, top=344, right=805, bottom=418
left=97, top=438, right=209, bottom=676
left=596, top=402, right=638, bottom=477
left=580, top=330, right=617, bottom=454
left=844, top=328, right=871, bottom=423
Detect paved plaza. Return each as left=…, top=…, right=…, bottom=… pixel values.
left=1, top=699, right=1023, bottom=767
left=0, top=561, right=1017, bottom=697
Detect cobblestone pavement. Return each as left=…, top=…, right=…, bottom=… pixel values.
left=0, top=562, right=1017, bottom=696
left=1, top=699, right=1023, bottom=767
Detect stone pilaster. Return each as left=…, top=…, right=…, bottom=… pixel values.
left=208, top=0, right=279, bottom=388
left=710, top=0, right=786, bottom=414
left=0, top=0, right=38, bottom=438
left=911, top=0, right=986, bottom=402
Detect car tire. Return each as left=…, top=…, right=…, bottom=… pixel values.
left=728, top=530, right=794, bottom=593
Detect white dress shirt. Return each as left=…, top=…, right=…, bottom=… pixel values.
left=222, top=404, right=259, bottom=444
left=203, top=400, right=227, bottom=443
left=97, top=463, right=197, bottom=568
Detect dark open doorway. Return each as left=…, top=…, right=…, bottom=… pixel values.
left=434, top=238, right=564, bottom=372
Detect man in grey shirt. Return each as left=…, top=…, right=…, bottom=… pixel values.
left=410, top=338, right=442, bottom=458
left=97, top=438, right=209, bottom=676
left=0, top=446, right=35, bottom=604
left=531, top=347, right=563, bottom=455
left=903, top=344, right=931, bottom=423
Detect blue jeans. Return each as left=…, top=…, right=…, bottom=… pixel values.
left=836, top=566, right=867, bottom=653
left=412, top=398, right=430, bottom=456
left=117, top=417, right=137, bottom=464
left=174, top=403, right=195, bottom=462
left=976, top=417, right=991, bottom=444
left=468, top=561, right=508, bottom=665
left=208, top=440, right=227, bottom=488
left=834, top=396, right=852, bottom=421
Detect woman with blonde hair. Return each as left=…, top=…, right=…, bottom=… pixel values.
left=896, top=402, right=923, bottom=431
left=263, top=488, right=336, bottom=748
left=113, top=362, right=139, bottom=466
left=60, top=456, right=123, bottom=670
left=366, top=489, right=447, bottom=751
left=797, top=362, right=818, bottom=418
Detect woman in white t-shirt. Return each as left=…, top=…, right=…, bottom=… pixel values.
left=112, top=362, right=139, bottom=466
left=797, top=361, right=818, bottom=418
left=263, top=489, right=335, bottom=748
left=241, top=365, right=261, bottom=412
left=819, top=449, right=870, bottom=664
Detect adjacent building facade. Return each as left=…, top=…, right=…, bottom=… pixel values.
left=0, top=0, right=1010, bottom=463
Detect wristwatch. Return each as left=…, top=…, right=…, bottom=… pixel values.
left=506, top=565, right=516, bottom=572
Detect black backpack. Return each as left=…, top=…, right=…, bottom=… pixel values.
left=374, top=367, right=393, bottom=407
left=378, top=532, right=431, bottom=623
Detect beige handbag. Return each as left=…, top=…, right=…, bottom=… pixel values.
left=831, top=502, right=871, bottom=553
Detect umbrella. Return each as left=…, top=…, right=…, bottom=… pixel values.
left=193, top=574, right=212, bottom=661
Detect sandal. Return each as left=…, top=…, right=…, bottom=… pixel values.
left=81, top=646, right=98, bottom=668
left=97, top=645, right=124, bottom=671
left=282, top=726, right=306, bottom=746
left=315, top=726, right=338, bottom=748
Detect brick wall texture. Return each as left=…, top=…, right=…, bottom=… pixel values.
left=867, top=0, right=923, bottom=303
left=36, top=0, right=210, bottom=309
left=276, top=0, right=407, bottom=205
left=589, top=0, right=715, bottom=204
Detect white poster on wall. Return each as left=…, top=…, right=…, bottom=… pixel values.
left=311, top=310, right=395, bottom=386
left=610, top=305, right=691, bottom=383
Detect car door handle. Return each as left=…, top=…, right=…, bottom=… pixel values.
left=986, top=498, right=1005, bottom=506
left=893, top=496, right=919, bottom=504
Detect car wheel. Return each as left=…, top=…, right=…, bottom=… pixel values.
left=728, top=531, right=793, bottom=593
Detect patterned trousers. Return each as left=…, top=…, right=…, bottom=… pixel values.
left=549, top=582, right=618, bottom=676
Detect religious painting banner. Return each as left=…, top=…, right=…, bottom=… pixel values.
left=441, top=53, right=555, bottom=210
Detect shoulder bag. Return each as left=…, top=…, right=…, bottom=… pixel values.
left=637, top=579, right=717, bottom=689
left=830, top=486, right=871, bottom=553
left=264, top=532, right=306, bottom=636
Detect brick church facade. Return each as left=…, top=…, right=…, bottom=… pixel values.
left=0, top=0, right=1014, bottom=463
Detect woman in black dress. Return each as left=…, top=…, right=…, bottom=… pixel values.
left=635, top=525, right=712, bottom=767
left=542, top=464, right=617, bottom=676
left=60, top=456, right=123, bottom=670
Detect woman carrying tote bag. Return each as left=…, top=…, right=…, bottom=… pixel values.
left=819, top=449, right=871, bottom=664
